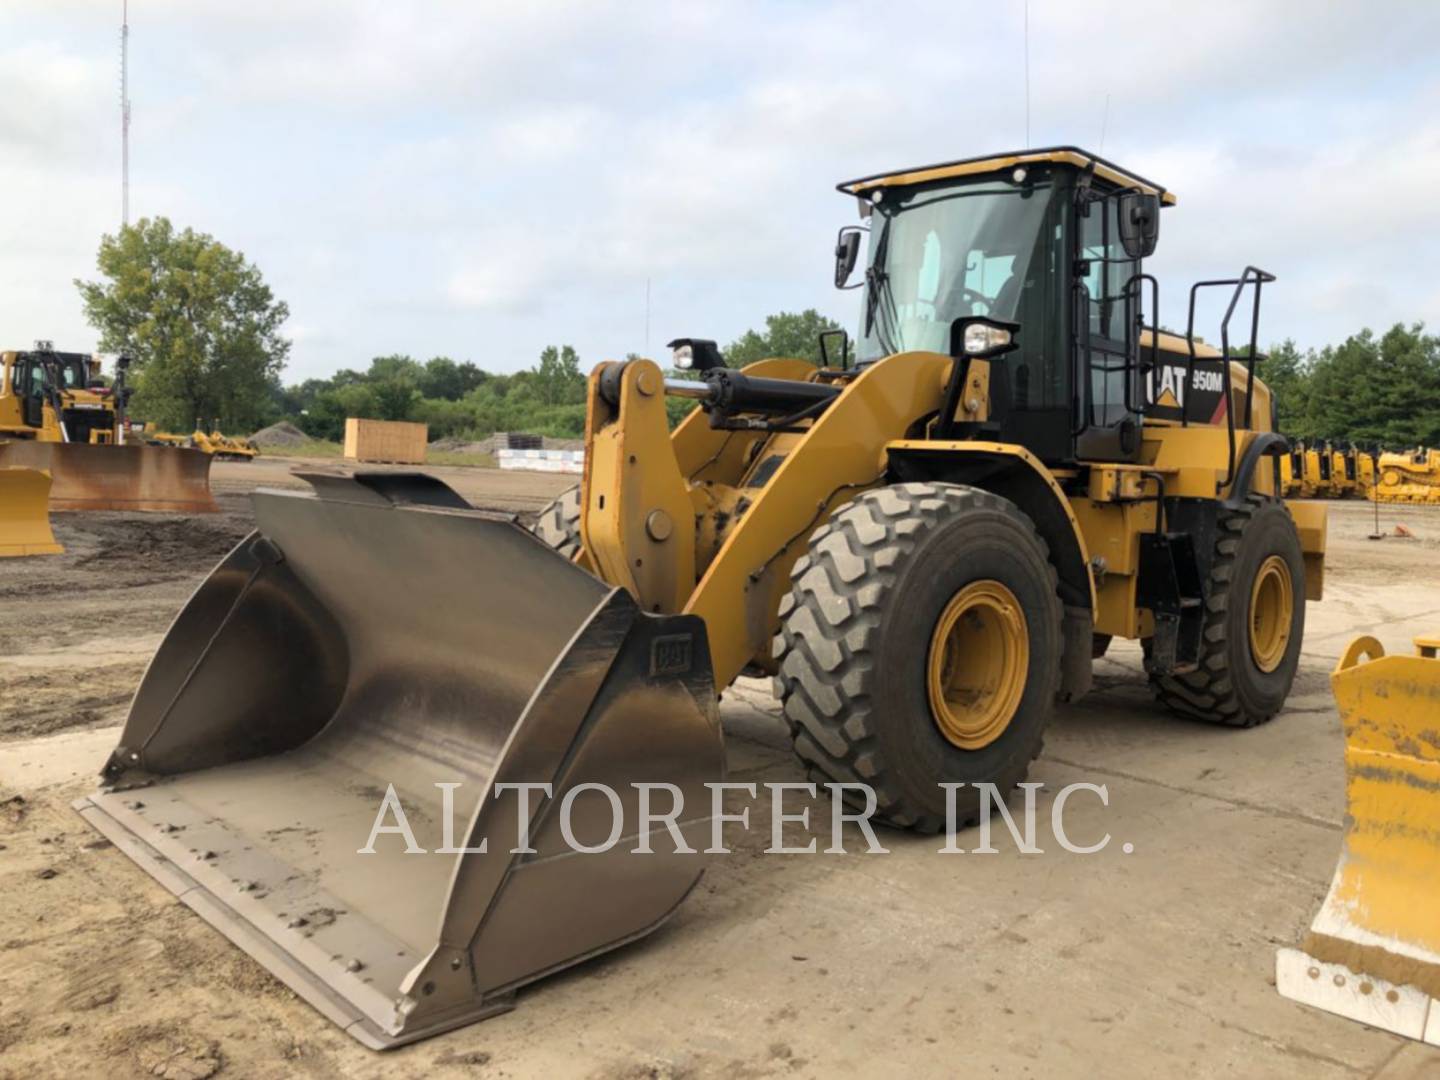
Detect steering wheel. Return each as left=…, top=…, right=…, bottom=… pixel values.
left=944, top=286, right=991, bottom=314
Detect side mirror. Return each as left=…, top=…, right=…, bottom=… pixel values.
left=818, top=328, right=850, bottom=369
left=834, top=227, right=863, bottom=289
left=1117, top=192, right=1160, bottom=259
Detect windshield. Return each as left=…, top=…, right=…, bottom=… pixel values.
left=857, top=180, right=1055, bottom=362
left=19, top=354, right=89, bottom=397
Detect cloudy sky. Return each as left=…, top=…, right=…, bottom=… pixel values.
left=3, top=1, right=1439, bottom=382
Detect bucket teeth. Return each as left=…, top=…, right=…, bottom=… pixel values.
left=75, top=473, right=724, bottom=1048
left=1278, top=634, right=1440, bottom=1045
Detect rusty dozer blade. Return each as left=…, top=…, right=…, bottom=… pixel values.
left=0, top=467, right=63, bottom=556
left=1277, top=634, right=1440, bottom=1045
left=0, top=440, right=217, bottom=513
left=74, top=472, right=723, bottom=1048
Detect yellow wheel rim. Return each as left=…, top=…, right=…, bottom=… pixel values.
left=926, top=580, right=1029, bottom=750
left=1249, top=555, right=1294, bottom=673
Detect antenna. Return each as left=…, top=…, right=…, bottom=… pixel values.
left=1023, top=0, right=1031, bottom=145
left=1099, top=92, right=1111, bottom=154
left=120, top=0, right=131, bottom=227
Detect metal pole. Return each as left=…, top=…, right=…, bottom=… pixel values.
left=121, top=0, right=131, bottom=227
left=1023, top=0, right=1030, bottom=146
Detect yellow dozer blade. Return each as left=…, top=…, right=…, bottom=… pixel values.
left=74, top=473, right=723, bottom=1048
left=0, top=467, right=63, bottom=556
left=1277, top=634, right=1440, bottom=1045
left=0, top=440, right=217, bottom=513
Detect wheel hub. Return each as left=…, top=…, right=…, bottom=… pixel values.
left=926, top=580, right=1029, bottom=750
left=1249, top=554, right=1294, bottom=673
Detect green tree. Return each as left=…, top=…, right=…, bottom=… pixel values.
left=1260, top=339, right=1312, bottom=438
left=724, top=309, right=849, bottom=367
left=75, top=217, right=290, bottom=431
left=533, top=345, right=585, bottom=406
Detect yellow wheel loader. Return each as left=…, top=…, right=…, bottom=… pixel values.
left=1302, top=442, right=1334, bottom=498
left=1329, top=444, right=1359, bottom=499
left=0, top=344, right=217, bottom=513
left=78, top=147, right=1326, bottom=1048
left=0, top=466, right=63, bottom=556
left=1279, top=444, right=1303, bottom=498
left=1278, top=635, right=1440, bottom=1045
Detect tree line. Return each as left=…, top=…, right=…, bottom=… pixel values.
left=75, top=218, right=1440, bottom=448
left=1259, top=324, right=1440, bottom=447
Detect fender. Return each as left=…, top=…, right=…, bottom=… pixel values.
left=1227, top=431, right=1289, bottom=507
left=884, top=440, right=1097, bottom=701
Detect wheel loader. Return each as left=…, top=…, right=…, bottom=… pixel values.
left=0, top=343, right=217, bottom=512
left=77, top=146, right=1327, bottom=1048
left=1279, top=633, right=1440, bottom=1046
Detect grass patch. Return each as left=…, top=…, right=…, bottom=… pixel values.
left=271, top=439, right=344, bottom=458
left=427, top=450, right=497, bottom=468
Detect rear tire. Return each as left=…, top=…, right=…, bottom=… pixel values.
left=773, top=482, right=1064, bottom=833
left=1150, top=494, right=1305, bottom=726
left=530, top=485, right=582, bottom=558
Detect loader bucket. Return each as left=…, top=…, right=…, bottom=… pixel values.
left=74, top=472, right=723, bottom=1048
left=1277, top=634, right=1440, bottom=1045
left=0, top=467, right=63, bottom=556
left=0, top=440, right=217, bottom=513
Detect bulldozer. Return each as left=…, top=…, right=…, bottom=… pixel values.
left=1374, top=448, right=1440, bottom=504
left=77, top=147, right=1327, bottom=1048
left=1278, top=634, right=1440, bottom=1045
left=0, top=343, right=217, bottom=513
left=0, top=467, right=63, bottom=556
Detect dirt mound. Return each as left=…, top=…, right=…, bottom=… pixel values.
left=250, top=421, right=308, bottom=448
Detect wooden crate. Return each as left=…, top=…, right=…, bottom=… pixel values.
left=343, top=418, right=428, bottom=464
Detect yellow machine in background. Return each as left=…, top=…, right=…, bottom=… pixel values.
left=1354, top=446, right=1378, bottom=497
left=1302, top=443, right=1333, bottom=498
left=1373, top=448, right=1440, bottom=504
left=0, top=345, right=218, bottom=513
left=1328, top=444, right=1358, bottom=499
left=1279, top=445, right=1303, bottom=498
left=1278, top=634, right=1440, bottom=1045
left=0, top=467, right=63, bottom=556
left=139, top=423, right=259, bottom=460
left=80, top=147, right=1328, bottom=1048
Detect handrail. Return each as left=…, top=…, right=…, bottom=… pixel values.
left=1184, top=267, right=1276, bottom=492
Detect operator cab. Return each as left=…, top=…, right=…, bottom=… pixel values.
left=835, top=148, right=1209, bottom=466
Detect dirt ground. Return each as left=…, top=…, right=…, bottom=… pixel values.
left=3, top=461, right=1440, bottom=1078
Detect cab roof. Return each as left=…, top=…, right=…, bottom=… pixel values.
left=837, top=146, right=1177, bottom=206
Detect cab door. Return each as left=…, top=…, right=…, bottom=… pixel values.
left=1073, top=195, right=1142, bottom=461
left=16, top=357, right=45, bottom=428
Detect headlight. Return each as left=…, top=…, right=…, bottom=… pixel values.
left=951, top=317, right=1020, bottom=360
left=963, top=322, right=1012, bottom=355
left=665, top=338, right=724, bottom=372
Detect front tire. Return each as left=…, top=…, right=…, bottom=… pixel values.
left=1151, top=495, right=1305, bottom=726
left=529, top=485, right=582, bottom=559
left=774, top=482, right=1064, bottom=832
